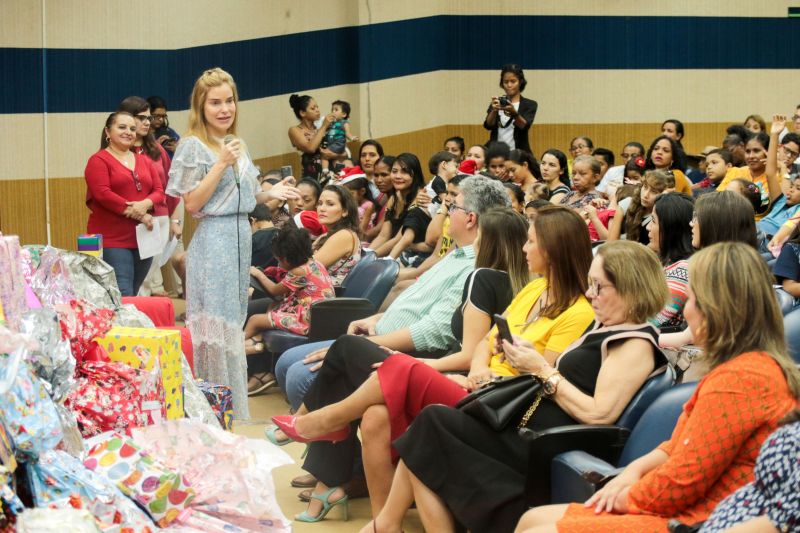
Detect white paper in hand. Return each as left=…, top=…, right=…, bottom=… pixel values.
left=136, top=219, right=162, bottom=259
left=159, top=236, right=179, bottom=267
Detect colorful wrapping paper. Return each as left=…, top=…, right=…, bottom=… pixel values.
left=26, top=449, right=155, bottom=532
left=57, top=300, right=114, bottom=366
left=0, top=347, right=63, bottom=459
left=0, top=234, right=28, bottom=331
left=195, top=380, right=233, bottom=430
left=131, top=419, right=292, bottom=532
left=96, top=327, right=183, bottom=419
left=29, top=247, right=75, bottom=308
left=84, top=432, right=195, bottom=527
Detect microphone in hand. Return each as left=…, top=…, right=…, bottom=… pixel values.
left=223, top=134, right=240, bottom=185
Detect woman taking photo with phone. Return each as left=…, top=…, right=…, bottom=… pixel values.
left=483, top=64, right=538, bottom=153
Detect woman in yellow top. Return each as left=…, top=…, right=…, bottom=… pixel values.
left=718, top=121, right=785, bottom=220
left=644, top=135, right=693, bottom=195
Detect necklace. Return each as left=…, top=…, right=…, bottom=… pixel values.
left=106, top=146, right=133, bottom=167
left=299, top=121, right=316, bottom=133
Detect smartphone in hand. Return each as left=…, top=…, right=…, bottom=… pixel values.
left=494, top=314, right=514, bottom=345
left=280, top=165, right=293, bottom=179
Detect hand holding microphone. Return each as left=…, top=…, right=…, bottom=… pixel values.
left=222, top=134, right=242, bottom=184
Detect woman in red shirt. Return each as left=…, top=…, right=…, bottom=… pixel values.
left=84, top=111, right=164, bottom=295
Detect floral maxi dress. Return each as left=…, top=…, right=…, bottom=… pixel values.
left=166, top=136, right=259, bottom=420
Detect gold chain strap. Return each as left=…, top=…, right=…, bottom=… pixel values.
left=517, top=392, right=543, bottom=429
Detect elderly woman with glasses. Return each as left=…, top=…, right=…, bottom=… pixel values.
left=360, top=239, right=671, bottom=533
left=84, top=111, right=165, bottom=296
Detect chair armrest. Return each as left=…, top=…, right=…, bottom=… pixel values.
left=519, top=425, right=631, bottom=506
left=306, top=298, right=376, bottom=341
left=550, top=450, right=623, bottom=504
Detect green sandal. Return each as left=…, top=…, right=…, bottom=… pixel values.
left=265, top=425, right=293, bottom=446
left=295, top=486, right=348, bottom=523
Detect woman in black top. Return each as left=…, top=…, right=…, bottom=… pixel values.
left=268, top=208, right=529, bottom=521
left=367, top=241, right=671, bottom=533
left=483, top=64, right=538, bottom=153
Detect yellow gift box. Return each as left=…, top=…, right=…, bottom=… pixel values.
left=95, top=326, right=183, bottom=420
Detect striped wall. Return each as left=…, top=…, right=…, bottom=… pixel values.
left=2, top=0, right=800, bottom=247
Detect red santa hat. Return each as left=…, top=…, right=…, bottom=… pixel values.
left=294, top=210, right=327, bottom=237
left=337, top=166, right=367, bottom=186
left=459, top=159, right=478, bottom=175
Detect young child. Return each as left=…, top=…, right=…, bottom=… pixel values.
left=485, top=141, right=511, bottom=180
left=608, top=170, right=673, bottom=243
left=503, top=182, right=525, bottom=213
left=527, top=182, right=550, bottom=202
left=321, top=100, right=358, bottom=174
left=245, top=225, right=335, bottom=344
left=694, top=148, right=733, bottom=195
left=582, top=185, right=636, bottom=242
left=339, top=166, right=378, bottom=236
left=425, top=151, right=459, bottom=214
left=524, top=199, right=551, bottom=223
left=758, top=177, right=800, bottom=238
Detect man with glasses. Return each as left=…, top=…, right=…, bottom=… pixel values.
left=597, top=141, right=645, bottom=194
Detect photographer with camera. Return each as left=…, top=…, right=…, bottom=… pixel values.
left=483, top=63, right=538, bottom=153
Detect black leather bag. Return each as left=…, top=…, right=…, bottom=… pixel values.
left=455, top=374, right=543, bottom=431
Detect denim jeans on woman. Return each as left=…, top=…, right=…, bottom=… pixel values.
left=103, top=248, right=153, bottom=297
left=274, top=340, right=335, bottom=410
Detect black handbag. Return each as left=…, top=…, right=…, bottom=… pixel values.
left=455, top=374, right=543, bottom=431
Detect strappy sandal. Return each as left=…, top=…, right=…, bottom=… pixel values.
left=295, top=486, right=348, bottom=523
left=247, top=372, right=276, bottom=396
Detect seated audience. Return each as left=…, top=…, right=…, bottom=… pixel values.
left=773, top=225, right=800, bottom=362
left=597, top=142, right=644, bottom=193
left=425, top=151, right=459, bottom=212
left=645, top=135, right=693, bottom=195
left=338, top=167, right=379, bottom=237
left=560, top=155, right=600, bottom=210
left=700, top=409, right=800, bottom=532
left=465, top=144, right=488, bottom=172
left=244, top=225, right=335, bottom=342
left=540, top=149, right=571, bottom=204
left=366, top=240, right=670, bottom=533
left=744, top=113, right=766, bottom=134
left=568, top=136, right=594, bottom=172
left=443, top=136, right=465, bottom=160
left=591, top=147, right=614, bottom=184
left=646, top=192, right=694, bottom=331
left=505, top=149, right=541, bottom=195
left=504, top=182, right=526, bottom=213
left=717, top=131, right=782, bottom=218
left=486, top=141, right=512, bottom=180
left=369, top=153, right=426, bottom=257
left=249, top=204, right=278, bottom=270
left=694, top=148, right=733, bottom=195
left=274, top=176, right=510, bottom=410
left=363, top=155, right=395, bottom=241
left=692, top=191, right=759, bottom=250
left=518, top=242, right=799, bottom=533
left=525, top=199, right=552, bottom=223
left=270, top=207, right=529, bottom=521
left=608, top=170, right=673, bottom=244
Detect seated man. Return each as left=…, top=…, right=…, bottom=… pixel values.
left=274, top=176, right=511, bottom=410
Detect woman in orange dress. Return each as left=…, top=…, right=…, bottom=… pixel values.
left=516, top=241, right=800, bottom=533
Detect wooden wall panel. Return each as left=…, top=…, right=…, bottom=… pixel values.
left=0, top=179, right=47, bottom=245
left=2, top=121, right=734, bottom=248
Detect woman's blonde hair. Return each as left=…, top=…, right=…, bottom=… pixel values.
left=689, top=242, right=800, bottom=395
left=596, top=241, right=668, bottom=323
left=476, top=207, right=530, bottom=295
left=187, top=67, right=239, bottom=149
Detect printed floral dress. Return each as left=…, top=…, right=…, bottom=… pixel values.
left=269, top=259, right=335, bottom=335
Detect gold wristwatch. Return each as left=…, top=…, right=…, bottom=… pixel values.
left=542, top=370, right=564, bottom=396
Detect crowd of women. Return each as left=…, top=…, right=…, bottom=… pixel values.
left=82, top=64, right=800, bottom=532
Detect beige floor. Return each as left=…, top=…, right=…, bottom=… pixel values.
left=234, top=388, right=424, bottom=533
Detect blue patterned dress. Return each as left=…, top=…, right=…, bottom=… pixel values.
left=166, top=136, right=258, bottom=419
left=701, top=421, right=800, bottom=532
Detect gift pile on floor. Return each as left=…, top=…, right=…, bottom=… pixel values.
left=0, top=233, right=292, bottom=532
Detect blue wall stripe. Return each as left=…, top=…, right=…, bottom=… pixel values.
left=2, top=15, right=799, bottom=115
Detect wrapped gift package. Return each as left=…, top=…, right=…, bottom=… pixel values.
left=95, top=327, right=183, bottom=419
left=84, top=433, right=195, bottom=527
left=195, top=380, right=233, bottom=431
left=0, top=234, right=28, bottom=331
left=77, top=234, right=102, bottom=258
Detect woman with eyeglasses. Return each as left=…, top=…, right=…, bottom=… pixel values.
left=361, top=239, right=669, bottom=533
left=84, top=111, right=165, bottom=296
left=147, top=95, right=180, bottom=157
left=118, top=96, right=181, bottom=296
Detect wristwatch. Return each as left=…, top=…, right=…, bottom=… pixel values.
left=542, top=370, right=564, bottom=396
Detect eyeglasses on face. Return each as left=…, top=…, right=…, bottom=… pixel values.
left=587, top=276, right=613, bottom=296
left=448, top=203, right=471, bottom=214
left=135, top=114, right=153, bottom=122
left=781, top=145, right=800, bottom=159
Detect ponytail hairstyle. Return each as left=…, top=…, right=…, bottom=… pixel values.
left=289, top=94, right=314, bottom=120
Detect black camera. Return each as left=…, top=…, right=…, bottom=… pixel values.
left=498, top=95, right=509, bottom=107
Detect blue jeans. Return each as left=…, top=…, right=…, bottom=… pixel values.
left=103, top=248, right=153, bottom=297
left=274, top=340, right=334, bottom=410
left=786, top=306, right=800, bottom=364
